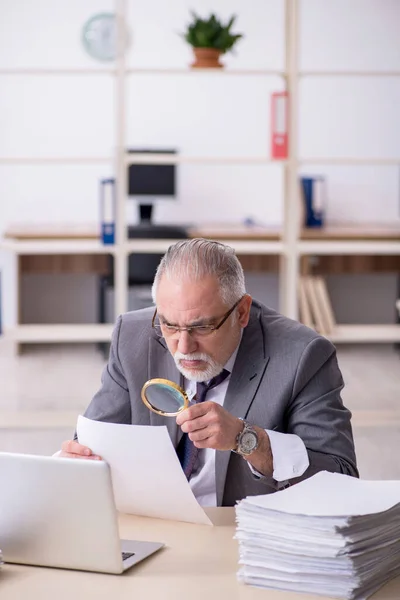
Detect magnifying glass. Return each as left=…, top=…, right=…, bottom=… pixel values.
left=141, top=378, right=190, bottom=417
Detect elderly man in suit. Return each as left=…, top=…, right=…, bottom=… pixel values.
left=60, top=238, right=358, bottom=506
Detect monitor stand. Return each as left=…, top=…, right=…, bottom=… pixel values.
left=138, top=203, right=153, bottom=225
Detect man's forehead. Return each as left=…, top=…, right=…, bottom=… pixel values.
left=157, top=301, right=222, bottom=320
left=156, top=291, right=225, bottom=324
left=157, top=272, right=219, bottom=290
left=156, top=274, right=223, bottom=305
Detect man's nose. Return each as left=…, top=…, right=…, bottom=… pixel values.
left=177, top=330, right=197, bottom=354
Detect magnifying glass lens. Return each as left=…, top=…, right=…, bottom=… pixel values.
left=141, top=379, right=189, bottom=416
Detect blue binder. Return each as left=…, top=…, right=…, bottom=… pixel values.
left=100, top=178, right=116, bottom=244
left=300, top=176, right=326, bottom=228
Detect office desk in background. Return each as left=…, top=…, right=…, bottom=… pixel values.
left=2, top=508, right=400, bottom=600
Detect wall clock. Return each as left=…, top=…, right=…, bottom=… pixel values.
left=82, top=13, right=128, bottom=61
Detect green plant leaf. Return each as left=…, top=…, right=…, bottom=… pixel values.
left=226, top=15, right=236, bottom=31
left=181, top=11, right=244, bottom=53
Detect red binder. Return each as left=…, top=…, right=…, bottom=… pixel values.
left=271, top=91, right=288, bottom=159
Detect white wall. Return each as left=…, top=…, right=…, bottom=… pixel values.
left=0, top=0, right=399, bottom=326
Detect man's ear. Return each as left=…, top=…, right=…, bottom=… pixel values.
left=238, top=294, right=252, bottom=328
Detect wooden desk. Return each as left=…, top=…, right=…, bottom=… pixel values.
left=1, top=508, right=400, bottom=600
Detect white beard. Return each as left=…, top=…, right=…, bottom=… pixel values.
left=174, top=351, right=223, bottom=383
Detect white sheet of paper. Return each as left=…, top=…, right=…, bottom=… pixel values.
left=77, top=415, right=212, bottom=526
left=243, top=471, right=400, bottom=517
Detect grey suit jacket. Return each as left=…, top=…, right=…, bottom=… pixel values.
left=83, top=301, right=358, bottom=506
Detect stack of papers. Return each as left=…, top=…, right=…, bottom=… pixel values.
left=235, top=471, right=400, bottom=600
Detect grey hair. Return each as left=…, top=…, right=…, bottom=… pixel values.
left=151, top=238, right=246, bottom=305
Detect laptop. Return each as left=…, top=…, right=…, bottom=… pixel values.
left=0, top=452, right=164, bottom=574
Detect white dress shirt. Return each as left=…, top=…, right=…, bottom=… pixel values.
left=186, top=346, right=310, bottom=506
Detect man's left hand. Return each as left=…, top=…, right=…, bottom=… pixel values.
left=176, top=401, right=243, bottom=451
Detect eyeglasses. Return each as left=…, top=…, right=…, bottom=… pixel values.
left=152, top=296, right=244, bottom=340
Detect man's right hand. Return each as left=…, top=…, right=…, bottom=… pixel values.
left=60, top=440, right=102, bottom=460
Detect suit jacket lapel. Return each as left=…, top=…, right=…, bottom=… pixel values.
left=148, top=335, right=183, bottom=446
left=215, top=308, right=270, bottom=505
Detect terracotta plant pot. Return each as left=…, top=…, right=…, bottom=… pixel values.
left=191, top=47, right=224, bottom=69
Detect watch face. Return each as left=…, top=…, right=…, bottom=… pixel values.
left=82, top=13, right=128, bottom=62
left=240, top=431, right=258, bottom=455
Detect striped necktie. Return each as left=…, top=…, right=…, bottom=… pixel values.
left=177, top=369, right=229, bottom=480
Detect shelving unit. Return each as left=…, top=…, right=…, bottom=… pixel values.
left=1, top=240, right=112, bottom=255
left=328, top=325, right=400, bottom=344
left=288, top=1, right=400, bottom=343
left=4, top=324, right=114, bottom=344
left=298, top=241, right=400, bottom=255
left=1, top=0, right=400, bottom=347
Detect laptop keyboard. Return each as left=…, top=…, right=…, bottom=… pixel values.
left=122, top=552, right=135, bottom=561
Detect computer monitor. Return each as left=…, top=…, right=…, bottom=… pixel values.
left=127, top=149, right=177, bottom=225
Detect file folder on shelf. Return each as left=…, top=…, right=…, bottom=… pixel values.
left=271, top=91, right=288, bottom=160
left=100, top=178, right=116, bottom=245
left=300, top=176, right=326, bottom=227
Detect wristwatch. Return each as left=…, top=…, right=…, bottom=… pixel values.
left=233, top=419, right=259, bottom=456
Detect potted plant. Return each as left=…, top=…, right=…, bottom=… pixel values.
left=182, top=12, right=243, bottom=69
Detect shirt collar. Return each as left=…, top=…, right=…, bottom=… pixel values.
left=224, top=333, right=242, bottom=375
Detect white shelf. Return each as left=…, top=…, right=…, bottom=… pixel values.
left=0, top=67, right=284, bottom=77
left=216, top=240, right=285, bottom=255
left=300, top=157, right=400, bottom=166
left=300, top=70, right=400, bottom=77
left=3, top=155, right=398, bottom=166
left=124, top=239, right=285, bottom=255
left=125, top=153, right=280, bottom=165
left=0, top=235, right=284, bottom=260
left=2, top=155, right=397, bottom=166
left=298, top=241, right=400, bottom=256
left=3, top=324, right=113, bottom=344
left=125, top=239, right=191, bottom=254
left=327, top=325, right=400, bottom=344
left=0, top=68, right=115, bottom=75
left=1, top=240, right=114, bottom=255
left=0, top=157, right=112, bottom=164
left=126, top=67, right=285, bottom=76
left=4, top=68, right=399, bottom=78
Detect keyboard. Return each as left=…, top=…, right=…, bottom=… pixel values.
left=122, top=551, right=135, bottom=561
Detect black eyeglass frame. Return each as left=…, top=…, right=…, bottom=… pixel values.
left=151, top=296, right=245, bottom=338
